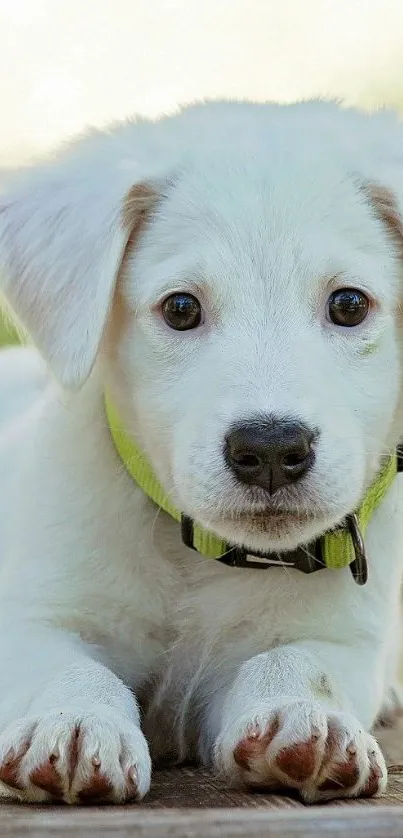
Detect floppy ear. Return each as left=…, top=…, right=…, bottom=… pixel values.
left=0, top=139, right=161, bottom=389
left=362, top=180, right=403, bottom=259
left=357, top=113, right=403, bottom=257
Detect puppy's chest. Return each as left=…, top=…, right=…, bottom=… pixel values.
left=169, top=548, right=366, bottom=659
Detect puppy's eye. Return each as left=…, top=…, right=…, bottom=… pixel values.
left=327, top=288, right=370, bottom=327
left=162, top=293, right=202, bottom=331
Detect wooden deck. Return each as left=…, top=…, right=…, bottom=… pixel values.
left=2, top=721, right=403, bottom=837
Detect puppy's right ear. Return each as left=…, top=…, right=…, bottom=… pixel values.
left=0, top=136, right=162, bottom=389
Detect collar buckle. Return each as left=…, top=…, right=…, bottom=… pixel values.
left=216, top=543, right=325, bottom=571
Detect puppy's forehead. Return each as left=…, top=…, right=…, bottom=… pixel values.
left=133, top=135, right=395, bottom=305
left=169, top=147, right=365, bottom=242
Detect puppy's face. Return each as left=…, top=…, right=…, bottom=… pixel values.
left=115, top=148, right=403, bottom=552
left=1, top=102, right=403, bottom=554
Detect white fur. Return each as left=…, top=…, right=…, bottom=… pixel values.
left=0, top=100, right=403, bottom=803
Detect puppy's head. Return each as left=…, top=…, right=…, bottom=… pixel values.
left=1, top=101, right=403, bottom=553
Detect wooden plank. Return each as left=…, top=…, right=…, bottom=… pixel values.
left=0, top=802, right=402, bottom=838
left=0, top=774, right=402, bottom=838
left=142, top=766, right=403, bottom=808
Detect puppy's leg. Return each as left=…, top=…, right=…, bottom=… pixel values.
left=212, top=643, right=387, bottom=802
left=0, top=624, right=151, bottom=804
left=377, top=610, right=403, bottom=726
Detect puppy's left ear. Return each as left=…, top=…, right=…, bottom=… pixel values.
left=0, top=145, right=161, bottom=389
left=359, top=115, right=403, bottom=255
left=362, top=181, right=403, bottom=257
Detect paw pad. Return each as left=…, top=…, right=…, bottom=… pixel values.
left=29, top=761, right=63, bottom=798
left=275, top=739, right=317, bottom=783
left=233, top=719, right=278, bottom=770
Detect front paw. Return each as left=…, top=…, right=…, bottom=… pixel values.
left=215, top=700, right=387, bottom=802
left=0, top=706, right=151, bottom=804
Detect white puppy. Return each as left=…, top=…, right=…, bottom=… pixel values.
left=0, top=100, right=403, bottom=805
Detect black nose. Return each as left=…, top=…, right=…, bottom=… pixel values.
left=225, top=418, right=316, bottom=494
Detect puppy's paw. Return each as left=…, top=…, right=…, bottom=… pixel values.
left=215, top=700, right=387, bottom=802
left=0, top=706, right=151, bottom=804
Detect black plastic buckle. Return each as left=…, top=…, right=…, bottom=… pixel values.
left=215, top=546, right=299, bottom=570
left=216, top=542, right=325, bottom=571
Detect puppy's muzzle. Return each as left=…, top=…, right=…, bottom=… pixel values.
left=225, top=418, right=316, bottom=494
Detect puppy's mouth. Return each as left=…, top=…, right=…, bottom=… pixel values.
left=224, top=506, right=317, bottom=534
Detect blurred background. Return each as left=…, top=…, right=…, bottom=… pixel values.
left=2, top=0, right=402, bottom=343
left=1, top=0, right=403, bottom=170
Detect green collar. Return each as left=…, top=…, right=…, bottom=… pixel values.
left=105, top=396, right=400, bottom=585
